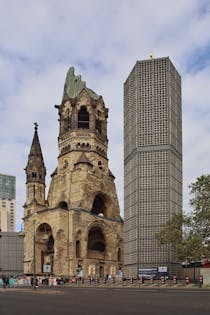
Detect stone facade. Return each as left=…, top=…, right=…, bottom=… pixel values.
left=23, top=68, right=123, bottom=278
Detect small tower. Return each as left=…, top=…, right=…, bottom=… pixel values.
left=24, top=123, right=46, bottom=208
left=55, top=66, right=108, bottom=161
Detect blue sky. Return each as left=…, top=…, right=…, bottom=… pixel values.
left=0, top=0, right=210, bottom=230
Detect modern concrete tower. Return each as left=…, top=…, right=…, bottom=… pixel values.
left=0, top=174, right=16, bottom=232
left=124, top=57, right=182, bottom=278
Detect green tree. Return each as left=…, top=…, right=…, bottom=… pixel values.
left=189, top=174, right=210, bottom=239
left=156, top=174, right=210, bottom=262
left=156, top=212, right=192, bottom=262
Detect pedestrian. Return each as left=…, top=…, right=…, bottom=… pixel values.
left=30, top=276, right=34, bottom=286
left=2, top=275, right=6, bottom=288
left=9, top=276, right=15, bottom=287
left=5, top=276, right=10, bottom=288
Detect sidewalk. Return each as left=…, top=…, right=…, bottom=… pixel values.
left=1, top=280, right=210, bottom=292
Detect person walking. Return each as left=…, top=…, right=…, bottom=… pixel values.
left=2, top=275, right=6, bottom=288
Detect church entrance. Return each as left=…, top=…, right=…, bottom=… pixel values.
left=36, top=223, right=54, bottom=274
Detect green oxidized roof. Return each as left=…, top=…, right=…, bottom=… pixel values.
left=63, top=67, right=100, bottom=100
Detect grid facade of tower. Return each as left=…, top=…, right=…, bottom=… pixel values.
left=0, top=174, right=16, bottom=232
left=124, top=57, right=182, bottom=277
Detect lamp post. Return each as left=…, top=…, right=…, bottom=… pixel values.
left=32, top=224, right=37, bottom=290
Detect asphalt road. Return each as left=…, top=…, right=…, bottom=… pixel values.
left=0, top=286, right=210, bottom=315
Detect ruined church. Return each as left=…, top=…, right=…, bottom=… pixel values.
left=23, top=67, right=123, bottom=278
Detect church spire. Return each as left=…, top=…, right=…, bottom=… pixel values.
left=25, top=123, right=46, bottom=206
left=25, top=122, right=46, bottom=185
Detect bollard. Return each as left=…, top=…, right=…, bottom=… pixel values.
left=112, top=277, right=115, bottom=284
left=130, top=277, right=133, bottom=285
left=103, top=277, right=106, bottom=284
left=185, top=275, right=190, bottom=285
left=173, top=276, right=177, bottom=285
left=150, top=277, right=154, bottom=285
left=139, top=276, right=144, bottom=284
left=139, top=277, right=142, bottom=284
left=199, top=275, right=203, bottom=287
left=161, top=276, right=165, bottom=285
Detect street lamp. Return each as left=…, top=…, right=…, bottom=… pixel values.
left=19, top=222, right=49, bottom=290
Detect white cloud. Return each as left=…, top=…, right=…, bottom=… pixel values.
left=0, top=0, right=210, bottom=230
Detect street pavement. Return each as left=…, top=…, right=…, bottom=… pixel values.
left=0, top=285, right=210, bottom=315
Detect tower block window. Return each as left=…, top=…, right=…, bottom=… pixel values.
left=78, top=106, right=89, bottom=129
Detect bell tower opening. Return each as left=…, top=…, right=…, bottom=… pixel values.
left=91, top=194, right=106, bottom=217
left=58, top=201, right=68, bottom=210
left=78, top=106, right=89, bottom=129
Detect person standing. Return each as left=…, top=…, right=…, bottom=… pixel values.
left=2, top=275, right=6, bottom=288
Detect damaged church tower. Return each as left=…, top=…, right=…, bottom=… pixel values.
left=23, top=67, right=123, bottom=278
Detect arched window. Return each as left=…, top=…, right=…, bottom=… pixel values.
left=37, top=222, right=52, bottom=234
left=36, top=223, right=54, bottom=274
left=32, top=172, right=37, bottom=178
left=58, top=201, right=68, bottom=210
left=87, top=227, right=105, bottom=252
left=98, top=161, right=103, bottom=170
left=92, top=194, right=106, bottom=217
left=78, top=106, right=89, bottom=129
